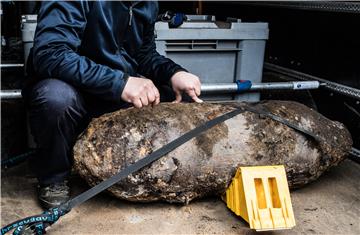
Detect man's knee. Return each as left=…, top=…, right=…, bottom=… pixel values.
left=27, top=79, right=84, bottom=116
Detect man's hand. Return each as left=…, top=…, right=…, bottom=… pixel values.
left=170, top=71, right=203, bottom=103
left=121, top=76, right=160, bottom=108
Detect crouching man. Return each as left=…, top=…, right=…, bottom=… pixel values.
left=23, top=1, right=202, bottom=209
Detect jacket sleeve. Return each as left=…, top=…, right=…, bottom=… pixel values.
left=135, top=21, right=186, bottom=86
left=32, top=1, right=128, bottom=102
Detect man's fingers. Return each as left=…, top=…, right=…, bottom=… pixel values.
left=147, top=89, right=158, bottom=107
left=133, top=99, right=143, bottom=108
left=155, top=94, right=160, bottom=105
left=195, top=84, right=201, bottom=96
left=173, top=90, right=182, bottom=103
left=140, top=95, right=149, bottom=106
left=147, top=90, right=156, bottom=104
left=187, top=89, right=203, bottom=103
left=152, top=87, right=160, bottom=105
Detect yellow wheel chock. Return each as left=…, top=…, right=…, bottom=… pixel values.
left=222, top=165, right=296, bottom=231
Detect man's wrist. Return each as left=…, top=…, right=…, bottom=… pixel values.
left=172, top=68, right=188, bottom=77
left=119, top=73, right=130, bottom=101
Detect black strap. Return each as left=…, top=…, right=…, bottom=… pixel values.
left=245, top=105, right=324, bottom=142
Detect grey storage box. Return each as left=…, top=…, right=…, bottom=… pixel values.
left=155, top=16, right=269, bottom=101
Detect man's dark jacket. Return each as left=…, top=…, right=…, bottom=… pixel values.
left=30, top=1, right=184, bottom=102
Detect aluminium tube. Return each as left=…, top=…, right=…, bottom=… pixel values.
left=1, top=81, right=320, bottom=99
left=201, top=81, right=320, bottom=94
left=0, top=64, right=24, bottom=68
left=0, top=90, right=22, bottom=99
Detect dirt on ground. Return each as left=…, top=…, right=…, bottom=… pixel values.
left=1, top=159, right=359, bottom=234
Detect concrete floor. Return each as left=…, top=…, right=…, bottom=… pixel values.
left=1, top=159, right=359, bottom=234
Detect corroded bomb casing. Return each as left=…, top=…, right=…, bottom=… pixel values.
left=74, top=100, right=352, bottom=203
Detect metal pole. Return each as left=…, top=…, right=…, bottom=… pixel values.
left=201, top=81, right=320, bottom=94
left=200, top=84, right=237, bottom=94
left=1, top=81, right=320, bottom=100
left=0, top=90, right=22, bottom=99
left=0, top=64, right=24, bottom=68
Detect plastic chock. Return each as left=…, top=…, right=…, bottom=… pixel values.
left=222, top=165, right=296, bottom=231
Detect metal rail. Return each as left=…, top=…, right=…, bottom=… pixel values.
left=1, top=81, right=320, bottom=100
left=0, top=90, right=22, bottom=99
left=264, top=62, right=360, bottom=100
left=0, top=64, right=24, bottom=68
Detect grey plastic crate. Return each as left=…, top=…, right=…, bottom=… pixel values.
left=155, top=16, right=269, bottom=101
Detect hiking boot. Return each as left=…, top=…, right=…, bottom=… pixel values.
left=38, top=181, right=70, bottom=210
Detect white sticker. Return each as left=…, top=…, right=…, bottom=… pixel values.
left=293, top=81, right=320, bottom=90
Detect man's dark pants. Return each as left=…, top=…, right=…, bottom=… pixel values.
left=22, top=78, right=175, bottom=186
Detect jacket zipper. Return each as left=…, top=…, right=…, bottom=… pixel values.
left=129, top=6, right=133, bottom=26
left=124, top=2, right=140, bottom=75
left=128, top=1, right=140, bottom=26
